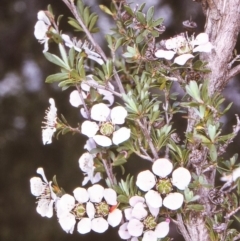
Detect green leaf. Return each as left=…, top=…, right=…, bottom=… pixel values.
left=152, top=18, right=163, bottom=27
left=59, top=44, right=70, bottom=69
left=99, top=5, right=113, bottom=16
left=117, top=195, right=129, bottom=204
left=46, top=73, right=69, bottom=83
left=83, top=6, right=90, bottom=24
left=89, top=15, right=98, bottom=31
left=69, top=47, right=75, bottom=68
left=136, top=11, right=146, bottom=25
left=44, top=52, right=70, bottom=70
left=186, top=204, right=204, bottom=211
left=146, top=6, right=154, bottom=23
left=185, top=81, right=202, bottom=103
left=209, top=144, right=217, bottom=162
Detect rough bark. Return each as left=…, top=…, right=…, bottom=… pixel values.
left=180, top=1, right=240, bottom=241
left=204, top=0, right=240, bottom=94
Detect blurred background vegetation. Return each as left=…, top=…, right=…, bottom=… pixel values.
left=1, top=0, right=240, bottom=240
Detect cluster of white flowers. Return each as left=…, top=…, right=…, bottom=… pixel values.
left=118, top=196, right=170, bottom=241
left=136, top=158, right=191, bottom=210
left=78, top=152, right=102, bottom=185
left=155, top=33, right=213, bottom=65
left=62, top=34, right=104, bottom=65
left=56, top=184, right=122, bottom=234
left=30, top=168, right=57, bottom=218
left=81, top=103, right=131, bottom=148
left=34, top=11, right=52, bottom=52
left=42, top=98, right=57, bottom=145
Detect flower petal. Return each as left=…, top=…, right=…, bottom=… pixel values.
left=58, top=212, right=76, bottom=234
left=42, top=128, right=55, bottom=145
left=143, top=230, right=157, bottom=241
left=92, top=217, right=109, bottom=233
left=145, top=190, right=162, bottom=208
left=174, top=54, right=194, bottom=65
left=127, top=218, right=144, bottom=237
left=111, top=106, right=128, bottom=124
left=155, top=220, right=170, bottom=238
left=86, top=202, right=95, bottom=219
left=112, top=127, right=131, bottom=145
left=155, top=49, right=175, bottom=60
left=104, top=188, right=117, bottom=205
left=34, top=21, right=48, bottom=40
left=91, top=103, right=110, bottom=121
left=37, top=11, right=51, bottom=25
left=73, top=187, right=89, bottom=203
left=118, top=222, right=131, bottom=240
left=37, top=199, right=54, bottom=218
left=69, top=90, right=86, bottom=107
left=88, top=184, right=104, bottom=203
left=77, top=217, right=91, bottom=234
left=81, top=121, right=99, bottom=138
left=129, top=196, right=145, bottom=207
left=84, top=138, right=97, bottom=151
left=131, top=202, right=148, bottom=220
left=136, top=170, right=156, bottom=192
left=163, top=192, right=184, bottom=210
left=193, top=42, right=213, bottom=53
left=152, top=158, right=173, bottom=178
left=79, top=152, right=94, bottom=173
left=93, top=135, right=112, bottom=147
left=172, top=167, right=191, bottom=190
left=108, top=208, right=122, bottom=227
left=30, top=177, right=45, bottom=196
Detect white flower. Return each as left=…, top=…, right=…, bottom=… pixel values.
left=62, top=34, right=104, bottom=65
left=81, top=103, right=130, bottom=147
left=76, top=184, right=122, bottom=234
left=30, top=167, right=56, bottom=218
left=171, top=167, right=191, bottom=190
left=136, top=159, right=189, bottom=211
left=79, top=152, right=102, bottom=185
left=34, top=11, right=51, bottom=52
left=42, top=98, right=57, bottom=145
left=163, top=192, right=184, bottom=210
left=155, top=33, right=213, bottom=65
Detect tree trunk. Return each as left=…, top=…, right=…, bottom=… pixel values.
left=179, top=1, right=240, bottom=241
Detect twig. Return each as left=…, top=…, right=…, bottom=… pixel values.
left=137, top=119, right=159, bottom=160
left=62, top=0, right=126, bottom=94
left=227, top=54, right=240, bottom=69
left=102, top=158, right=116, bottom=185
left=82, top=81, right=122, bottom=97
left=176, top=213, right=192, bottom=241
left=227, top=64, right=240, bottom=80
left=75, top=85, right=90, bottom=119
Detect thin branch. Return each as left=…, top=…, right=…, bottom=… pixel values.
left=176, top=214, right=192, bottom=241
left=82, top=81, right=122, bottom=97
left=102, top=158, right=116, bottom=185
left=62, top=0, right=126, bottom=94
left=137, top=119, right=159, bottom=160
left=75, top=85, right=90, bottom=119
left=228, top=64, right=240, bottom=80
